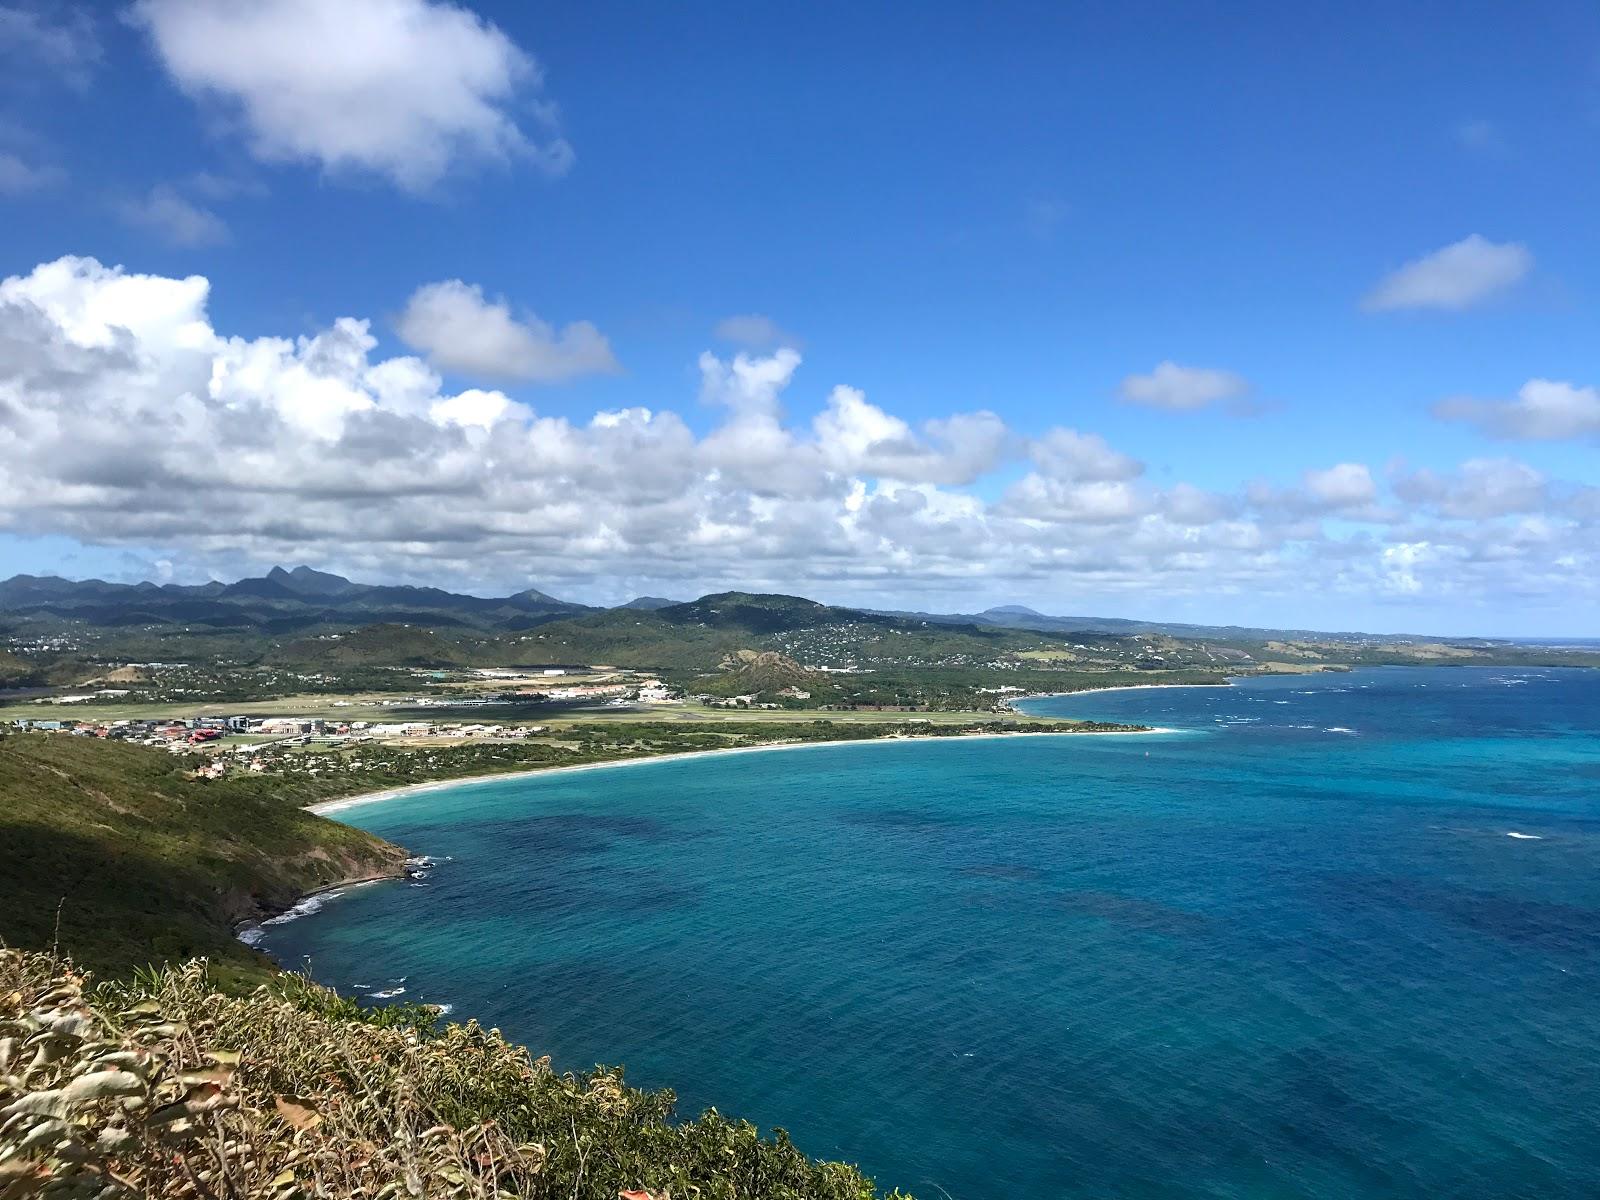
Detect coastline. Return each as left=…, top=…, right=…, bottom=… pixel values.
left=1015, top=680, right=1236, bottom=704
left=236, top=872, right=401, bottom=946
left=306, top=724, right=1178, bottom=818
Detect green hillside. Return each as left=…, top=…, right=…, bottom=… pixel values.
left=0, top=646, right=40, bottom=685
left=270, top=622, right=485, bottom=668
left=503, top=607, right=743, bottom=669
left=659, top=592, right=848, bottom=632
left=0, top=733, right=405, bottom=977
left=502, top=591, right=1044, bottom=672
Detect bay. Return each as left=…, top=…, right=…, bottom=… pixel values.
left=256, top=666, right=1600, bottom=1199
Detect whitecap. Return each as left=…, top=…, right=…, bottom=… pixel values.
left=370, top=986, right=407, bottom=999
left=1506, top=831, right=1543, bottom=840
left=256, top=878, right=382, bottom=930
left=1324, top=726, right=1358, bottom=734
left=261, top=893, right=334, bottom=926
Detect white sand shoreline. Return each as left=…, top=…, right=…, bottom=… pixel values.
left=1015, top=680, right=1236, bottom=703
left=307, top=725, right=1180, bottom=818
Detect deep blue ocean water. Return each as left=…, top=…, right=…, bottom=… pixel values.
left=256, top=666, right=1600, bottom=1199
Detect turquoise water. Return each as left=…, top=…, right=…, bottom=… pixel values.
left=257, top=667, right=1600, bottom=1198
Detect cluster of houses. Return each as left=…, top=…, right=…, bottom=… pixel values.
left=6, top=713, right=552, bottom=750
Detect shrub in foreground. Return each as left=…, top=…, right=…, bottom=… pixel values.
left=0, top=949, right=898, bottom=1200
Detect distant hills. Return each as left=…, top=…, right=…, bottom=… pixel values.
left=869, top=604, right=1452, bottom=646
left=0, top=565, right=1524, bottom=648
left=5, top=568, right=1594, bottom=696
left=0, top=566, right=592, bottom=637
left=618, top=596, right=680, bottom=611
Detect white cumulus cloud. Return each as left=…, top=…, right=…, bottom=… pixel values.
left=814, top=386, right=1008, bottom=486
left=397, top=280, right=617, bottom=382
left=1363, top=234, right=1531, bottom=312
left=1392, top=458, right=1549, bottom=519
left=1434, top=379, right=1600, bottom=441
left=1303, top=462, right=1378, bottom=509
left=131, top=0, right=571, bottom=191
left=1119, top=362, right=1249, bottom=411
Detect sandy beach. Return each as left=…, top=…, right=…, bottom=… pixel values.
left=308, top=724, right=1179, bottom=818
left=1015, top=680, right=1236, bottom=703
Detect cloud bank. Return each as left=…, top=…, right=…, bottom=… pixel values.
left=0, top=256, right=1592, bottom=618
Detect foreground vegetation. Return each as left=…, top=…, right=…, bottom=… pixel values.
left=0, top=948, right=897, bottom=1200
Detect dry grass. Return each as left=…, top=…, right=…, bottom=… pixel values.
left=1, top=949, right=895, bottom=1200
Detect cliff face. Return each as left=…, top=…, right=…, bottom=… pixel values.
left=0, top=733, right=405, bottom=976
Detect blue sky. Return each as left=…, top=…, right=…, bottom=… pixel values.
left=0, top=0, right=1596, bottom=634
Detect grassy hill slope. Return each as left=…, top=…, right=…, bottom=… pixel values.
left=503, top=608, right=744, bottom=669
left=270, top=622, right=485, bottom=668
left=0, top=646, right=40, bottom=685
left=0, top=733, right=405, bottom=976
left=502, top=591, right=1048, bottom=673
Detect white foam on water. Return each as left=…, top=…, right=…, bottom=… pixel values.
left=370, top=987, right=407, bottom=999
left=1324, top=726, right=1358, bottom=734
left=1506, top=831, right=1543, bottom=840
left=259, top=892, right=333, bottom=927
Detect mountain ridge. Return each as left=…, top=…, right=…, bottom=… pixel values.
left=0, top=568, right=1533, bottom=646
